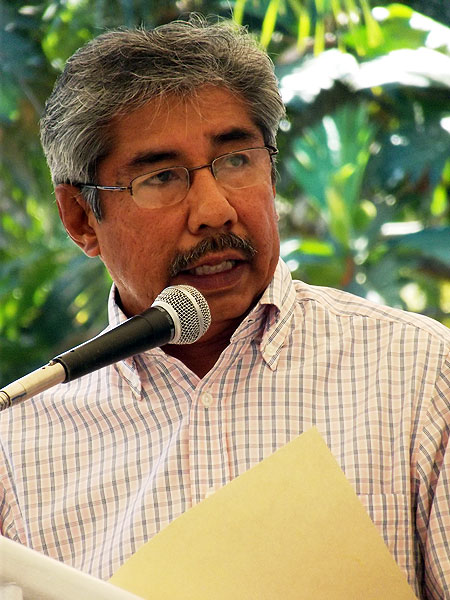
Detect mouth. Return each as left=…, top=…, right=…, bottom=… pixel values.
left=169, top=233, right=256, bottom=278
left=169, top=233, right=256, bottom=292
left=174, top=257, right=248, bottom=292
left=186, top=259, right=236, bottom=276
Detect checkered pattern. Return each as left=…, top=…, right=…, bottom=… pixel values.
left=1, top=259, right=449, bottom=598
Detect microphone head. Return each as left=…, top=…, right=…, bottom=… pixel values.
left=151, top=285, right=211, bottom=345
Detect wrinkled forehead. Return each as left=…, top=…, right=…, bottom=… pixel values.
left=98, top=86, right=266, bottom=181
left=108, top=84, right=262, bottom=140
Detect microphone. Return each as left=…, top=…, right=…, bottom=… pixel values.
left=0, top=285, right=210, bottom=411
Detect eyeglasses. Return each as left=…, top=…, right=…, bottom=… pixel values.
left=76, top=146, right=278, bottom=209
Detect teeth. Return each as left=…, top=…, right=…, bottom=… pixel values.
left=191, top=260, right=234, bottom=276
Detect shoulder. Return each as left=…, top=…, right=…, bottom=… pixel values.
left=292, top=279, right=450, bottom=350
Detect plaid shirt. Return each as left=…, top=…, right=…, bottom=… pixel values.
left=1, top=259, right=449, bottom=598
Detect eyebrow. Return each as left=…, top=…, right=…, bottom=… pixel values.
left=212, top=127, right=260, bottom=145
left=119, top=150, right=179, bottom=177
left=118, top=127, right=261, bottom=177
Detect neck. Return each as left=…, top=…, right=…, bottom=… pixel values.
left=163, top=317, right=241, bottom=378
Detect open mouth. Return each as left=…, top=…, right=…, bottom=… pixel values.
left=187, top=260, right=236, bottom=276
left=175, top=258, right=247, bottom=292
left=169, top=233, right=257, bottom=279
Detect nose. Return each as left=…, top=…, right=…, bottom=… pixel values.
left=186, top=168, right=238, bottom=234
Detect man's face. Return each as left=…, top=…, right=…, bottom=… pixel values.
left=80, top=86, right=280, bottom=334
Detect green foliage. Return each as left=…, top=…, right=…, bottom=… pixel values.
left=286, top=103, right=375, bottom=247
left=257, top=0, right=450, bottom=324
left=1, top=0, right=449, bottom=384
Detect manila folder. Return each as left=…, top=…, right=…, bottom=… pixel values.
left=110, top=427, right=417, bottom=599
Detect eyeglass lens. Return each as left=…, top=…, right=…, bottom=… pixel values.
left=131, top=148, right=272, bottom=208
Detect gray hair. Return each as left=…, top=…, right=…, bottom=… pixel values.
left=40, top=16, right=285, bottom=220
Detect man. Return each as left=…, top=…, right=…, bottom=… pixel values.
left=0, top=16, right=449, bottom=599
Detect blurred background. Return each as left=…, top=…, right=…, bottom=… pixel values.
left=1, top=0, right=450, bottom=383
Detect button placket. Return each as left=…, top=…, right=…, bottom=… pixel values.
left=188, top=384, right=230, bottom=504
left=205, top=485, right=216, bottom=499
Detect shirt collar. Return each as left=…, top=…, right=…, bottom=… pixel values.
left=106, top=286, right=143, bottom=394
left=107, top=285, right=127, bottom=329
left=257, top=257, right=297, bottom=368
left=230, top=258, right=297, bottom=369
left=107, top=257, right=297, bottom=376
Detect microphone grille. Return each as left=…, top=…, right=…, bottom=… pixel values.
left=152, top=285, right=211, bottom=345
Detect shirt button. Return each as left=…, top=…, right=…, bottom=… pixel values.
left=200, top=391, right=213, bottom=408
left=205, top=486, right=216, bottom=498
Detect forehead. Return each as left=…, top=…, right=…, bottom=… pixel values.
left=104, top=86, right=263, bottom=173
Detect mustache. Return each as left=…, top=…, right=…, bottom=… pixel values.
left=169, top=233, right=257, bottom=277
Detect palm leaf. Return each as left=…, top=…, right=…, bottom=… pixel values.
left=234, top=0, right=382, bottom=54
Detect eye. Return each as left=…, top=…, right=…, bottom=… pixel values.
left=141, top=168, right=183, bottom=186
left=222, top=152, right=250, bottom=168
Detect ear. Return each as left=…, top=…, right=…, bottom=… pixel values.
left=55, top=184, right=101, bottom=257
left=271, top=183, right=280, bottom=221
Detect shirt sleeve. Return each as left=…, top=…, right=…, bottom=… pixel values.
left=415, top=351, right=450, bottom=599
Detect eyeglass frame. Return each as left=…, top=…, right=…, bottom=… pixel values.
left=72, top=145, right=278, bottom=204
